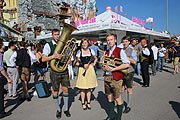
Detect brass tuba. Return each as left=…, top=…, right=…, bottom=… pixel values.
left=100, top=55, right=128, bottom=75
left=50, top=22, right=77, bottom=72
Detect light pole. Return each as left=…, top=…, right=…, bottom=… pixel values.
left=166, top=0, right=168, bottom=32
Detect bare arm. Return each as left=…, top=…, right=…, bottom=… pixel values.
left=35, top=52, right=41, bottom=63
left=92, top=55, right=98, bottom=66
left=74, top=57, right=80, bottom=67
left=128, top=57, right=136, bottom=65
left=98, top=49, right=104, bottom=53
left=0, top=70, right=12, bottom=83
left=42, top=53, right=62, bottom=62
left=172, top=47, right=177, bottom=52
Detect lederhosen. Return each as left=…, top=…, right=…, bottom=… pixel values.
left=123, top=46, right=135, bottom=88
left=48, top=42, right=70, bottom=91
left=16, top=48, right=31, bottom=82
left=104, top=47, right=125, bottom=99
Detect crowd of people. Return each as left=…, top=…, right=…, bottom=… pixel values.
left=0, top=38, right=48, bottom=118
left=0, top=30, right=180, bottom=120
left=150, top=41, right=180, bottom=75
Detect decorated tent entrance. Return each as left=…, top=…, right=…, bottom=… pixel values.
left=72, top=7, right=170, bottom=45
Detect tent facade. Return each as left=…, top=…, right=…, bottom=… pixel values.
left=36, top=7, right=170, bottom=45
left=72, top=7, right=170, bottom=44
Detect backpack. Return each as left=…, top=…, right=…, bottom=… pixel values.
left=147, top=46, right=154, bottom=65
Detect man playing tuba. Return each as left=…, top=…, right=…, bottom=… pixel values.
left=42, top=29, right=71, bottom=119
left=102, top=33, right=130, bottom=120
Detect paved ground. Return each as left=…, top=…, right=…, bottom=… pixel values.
left=2, top=63, right=180, bottom=120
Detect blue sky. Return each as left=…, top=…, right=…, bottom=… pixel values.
left=96, top=0, right=180, bottom=35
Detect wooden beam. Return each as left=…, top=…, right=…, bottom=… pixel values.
left=0, top=21, right=23, bottom=36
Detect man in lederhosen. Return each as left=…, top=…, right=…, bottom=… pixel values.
left=140, top=37, right=150, bottom=87
left=42, top=29, right=71, bottom=119
left=10, top=41, right=32, bottom=101
left=121, top=36, right=137, bottom=113
left=103, top=33, right=130, bottom=120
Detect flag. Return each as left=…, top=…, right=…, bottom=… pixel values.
left=120, top=6, right=123, bottom=12
left=146, top=17, right=154, bottom=22
left=115, top=6, right=118, bottom=13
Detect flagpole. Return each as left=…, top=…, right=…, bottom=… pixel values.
left=166, top=0, right=168, bottom=31
left=120, top=6, right=122, bottom=24
left=120, top=11, right=121, bottom=23
left=117, top=9, right=118, bottom=20
left=115, top=6, right=118, bottom=20
left=151, top=21, right=153, bottom=30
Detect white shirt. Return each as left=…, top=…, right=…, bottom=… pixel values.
left=28, top=49, right=37, bottom=65
left=117, top=43, right=124, bottom=49
left=10, top=49, right=36, bottom=66
left=141, top=45, right=150, bottom=56
left=42, top=40, right=56, bottom=56
left=151, top=45, right=158, bottom=60
left=76, top=49, right=96, bottom=58
left=158, top=47, right=166, bottom=57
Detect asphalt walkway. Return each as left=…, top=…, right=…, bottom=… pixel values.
left=2, top=62, right=180, bottom=120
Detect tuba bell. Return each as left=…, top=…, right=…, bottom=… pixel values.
left=50, top=22, right=77, bottom=72
left=100, top=55, right=128, bottom=75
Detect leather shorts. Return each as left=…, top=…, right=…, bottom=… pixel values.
left=104, top=75, right=123, bottom=99
left=50, top=69, right=70, bottom=91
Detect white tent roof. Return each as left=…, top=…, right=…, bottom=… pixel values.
left=73, top=8, right=170, bottom=38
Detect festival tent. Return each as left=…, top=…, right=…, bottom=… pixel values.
left=72, top=7, right=170, bottom=40
left=36, top=7, right=170, bottom=43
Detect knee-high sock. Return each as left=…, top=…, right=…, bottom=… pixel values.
left=122, top=91, right=126, bottom=101
left=117, top=104, right=123, bottom=120
left=108, top=101, right=115, bottom=119
left=63, top=94, right=69, bottom=111
left=127, top=93, right=132, bottom=107
left=53, top=96, right=61, bottom=112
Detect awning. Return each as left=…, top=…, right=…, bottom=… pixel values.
left=73, top=8, right=170, bottom=38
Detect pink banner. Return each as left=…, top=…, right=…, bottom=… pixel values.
left=132, top=16, right=145, bottom=26
left=75, top=17, right=96, bottom=27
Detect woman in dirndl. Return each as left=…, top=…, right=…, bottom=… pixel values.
left=75, top=38, right=98, bottom=110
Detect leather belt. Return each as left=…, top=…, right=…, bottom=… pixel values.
left=7, top=66, right=16, bottom=68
